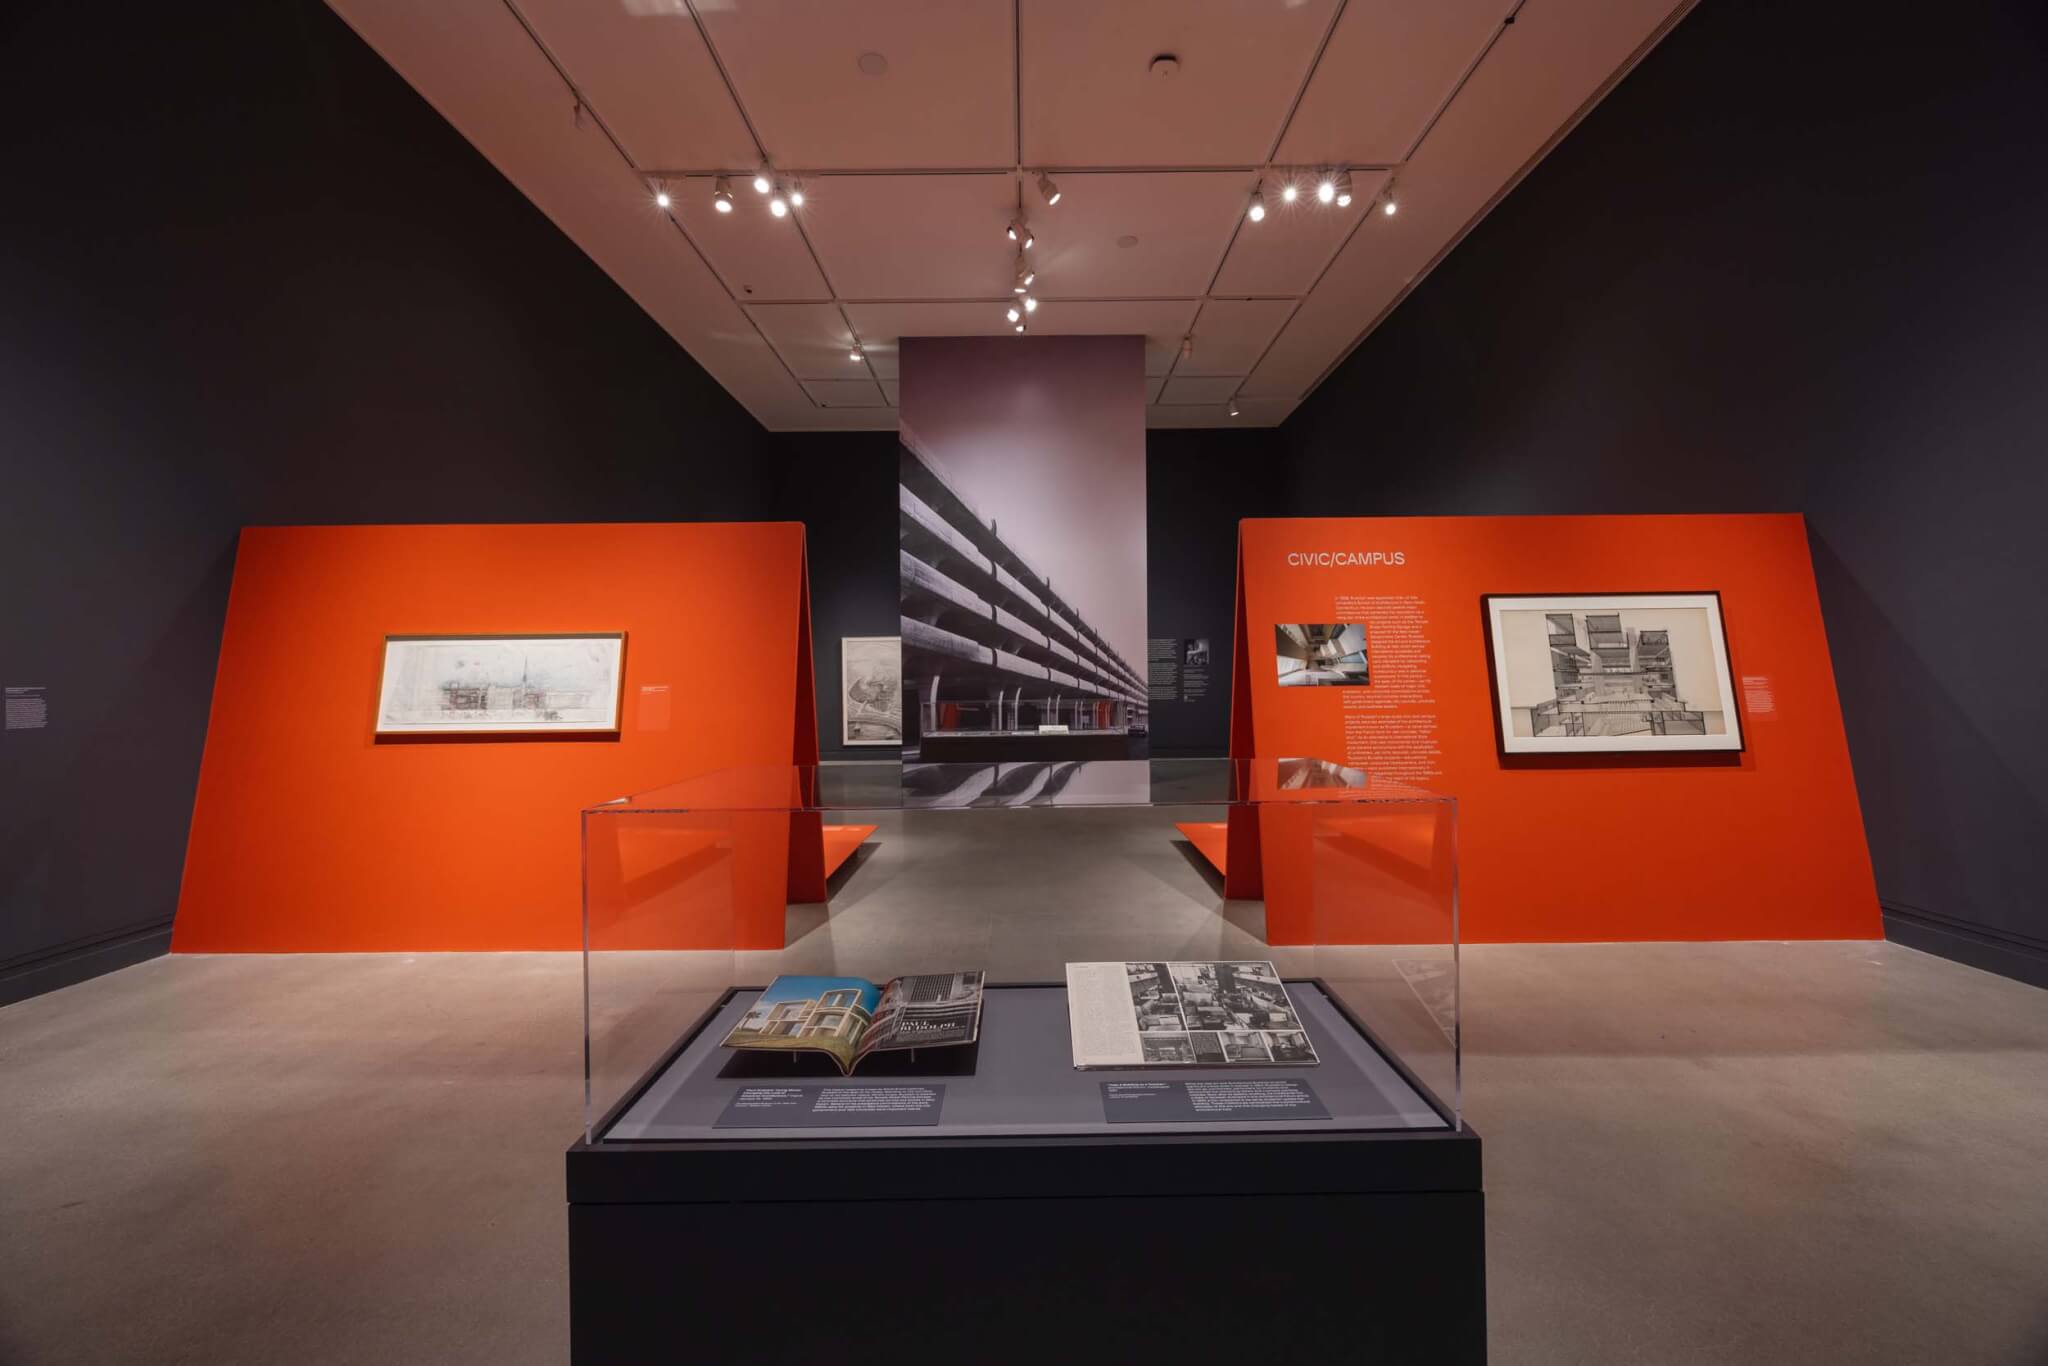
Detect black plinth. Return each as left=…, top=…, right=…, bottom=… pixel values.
left=567, top=982, right=1485, bottom=1364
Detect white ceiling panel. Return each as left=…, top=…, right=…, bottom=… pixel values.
left=1019, top=0, right=1338, bottom=167
left=694, top=0, right=1013, bottom=169
left=845, top=299, right=1200, bottom=377
left=511, top=0, right=759, bottom=170
left=1247, top=0, right=1685, bottom=401
left=748, top=302, right=860, bottom=378
left=1031, top=173, right=1248, bottom=298
left=1177, top=298, right=1295, bottom=377
left=1276, top=0, right=1514, bottom=166
left=328, top=0, right=1692, bottom=427
left=1159, top=375, right=1244, bottom=406
left=803, top=378, right=891, bottom=408
left=673, top=178, right=832, bottom=300
left=1211, top=168, right=1386, bottom=296
left=800, top=175, right=1019, bottom=298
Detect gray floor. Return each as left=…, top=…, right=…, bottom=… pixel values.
left=4, top=820, right=2047, bottom=1363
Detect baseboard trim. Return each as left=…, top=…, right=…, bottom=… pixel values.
left=1882, top=902, right=2048, bottom=991
left=0, top=921, right=174, bottom=1008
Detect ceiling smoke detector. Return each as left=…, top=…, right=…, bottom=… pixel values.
left=857, top=51, right=889, bottom=77
left=1149, top=53, right=1180, bottom=79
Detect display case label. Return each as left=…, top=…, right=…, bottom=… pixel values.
left=713, top=1083, right=945, bottom=1129
left=1099, top=1078, right=1330, bottom=1123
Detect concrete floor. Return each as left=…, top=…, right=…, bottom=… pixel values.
left=4, top=819, right=2047, bottom=1363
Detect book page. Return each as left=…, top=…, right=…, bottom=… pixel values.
left=1065, top=961, right=1320, bottom=1068
left=1065, top=962, right=1146, bottom=1067
left=859, top=971, right=985, bottom=1059
left=720, top=976, right=880, bottom=1074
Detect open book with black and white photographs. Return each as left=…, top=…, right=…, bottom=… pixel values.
left=720, top=971, right=985, bottom=1076
left=1064, top=961, right=1321, bottom=1069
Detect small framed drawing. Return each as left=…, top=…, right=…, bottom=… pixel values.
left=374, top=633, right=626, bottom=736
left=840, top=636, right=902, bottom=746
left=1483, top=593, right=1742, bottom=754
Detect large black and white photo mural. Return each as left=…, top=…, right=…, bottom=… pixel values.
left=897, top=336, right=1149, bottom=803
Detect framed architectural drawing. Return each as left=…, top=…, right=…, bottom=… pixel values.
left=840, top=636, right=902, bottom=746
left=1483, top=593, right=1742, bottom=753
left=374, top=633, right=626, bottom=736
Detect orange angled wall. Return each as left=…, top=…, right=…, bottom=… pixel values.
left=172, top=522, right=811, bottom=951
left=1235, top=514, right=1881, bottom=943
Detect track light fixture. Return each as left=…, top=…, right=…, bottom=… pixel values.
left=769, top=189, right=789, bottom=218
left=1014, top=321, right=1027, bottom=334
left=1281, top=180, right=1298, bottom=204
left=1228, top=398, right=1241, bottom=418
left=1013, top=258, right=1033, bottom=294
left=1006, top=219, right=1035, bottom=249
left=1383, top=193, right=1397, bottom=216
left=849, top=345, right=864, bottom=362
left=788, top=180, right=805, bottom=208
left=1334, top=169, right=1354, bottom=207
left=712, top=177, right=734, bottom=213
left=1180, top=336, right=1195, bottom=360
left=1036, top=171, right=1061, bottom=206
left=1022, top=294, right=1038, bottom=314
left=1007, top=306, right=1021, bottom=324
left=1316, top=171, right=1336, bottom=204
left=1246, top=183, right=1266, bottom=223
left=752, top=162, right=773, bottom=194
left=653, top=183, right=672, bottom=209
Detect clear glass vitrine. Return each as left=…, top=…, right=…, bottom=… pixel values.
left=578, top=757, right=1459, bottom=1145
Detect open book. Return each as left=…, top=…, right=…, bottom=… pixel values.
left=1066, top=961, right=1320, bottom=1068
left=721, top=971, right=985, bottom=1076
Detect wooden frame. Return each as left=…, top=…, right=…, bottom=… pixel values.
left=1482, top=592, right=1743, bottom=754
left=374, top=632, right=627, bottom=736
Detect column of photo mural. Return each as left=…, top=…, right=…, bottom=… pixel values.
left=896, top=336, right=1150, bottom=807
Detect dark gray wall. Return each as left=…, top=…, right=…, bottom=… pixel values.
left=0, top=0, right=775, bottom=1002
left=1285, top=0, right=2048, bottom=984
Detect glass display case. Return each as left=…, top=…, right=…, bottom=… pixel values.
left=578, top=757, right=1461, bottom=1146
left=569, top=757, right=1482, bottom=1364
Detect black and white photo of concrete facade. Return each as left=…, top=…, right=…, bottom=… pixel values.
left=1498, top=604, right=1731, bottom=741
left=1276, top=623, right=1370, bottom=686
left=899, top=437, right=1148, bottom=760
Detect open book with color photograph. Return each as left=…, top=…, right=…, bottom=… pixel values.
left=721, top=971, right=985, bottom=1076
left=1065, top=960, right=1320, bottom=1068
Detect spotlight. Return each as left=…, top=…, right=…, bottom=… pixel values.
left=712, top=177, right=734, bottom=213
left=1180, top=336, right=1194, bottom=360
left=1023, top=294, right=1038, bottom=313
left=1007, top=306, right=1021, bottom=323
left=1228, top=398, right=1241, bottom=418
left=1014, top=322, right=1026, bottom=334
left=1246, top=185, right=1266, bottom=223
left=1316, top=171, right=1336, bottom=204
left=769, top=191, right=788, bottom=218
left=1383, top=195, right=1397, bottom=216
left=1007, top=219, right=1021, bottom=242
left=653, top=185, right=671, bottom=209
left=1334, top=169, right=1353, bottom=208
left=1036, top=171, right=1061, bottom=206
left=752, top=163, right=773, bottom=194
left=1281, top=180, right=1298, bottom=204
left=788, top=180, right=805, bottom=208
left=849, top=346, right=864, bottom=362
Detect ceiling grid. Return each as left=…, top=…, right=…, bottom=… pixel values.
left=330, top=0, right=1697, bottom=429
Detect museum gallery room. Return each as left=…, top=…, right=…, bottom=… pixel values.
left=4, top=0, right=2046, bottom=1362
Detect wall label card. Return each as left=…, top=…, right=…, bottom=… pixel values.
left=713, top=1083, right=945, bottom=1129
left=1100, top=1079, right=1330, bottom=1124
left=4, top=686, right=49, bottom=731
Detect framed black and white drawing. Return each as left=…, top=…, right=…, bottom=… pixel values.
left=374, top=633, right=626, bottom=736
left=840, top=636, right=902, bottom=746
left=1483, top=593, right=1742, bottom=753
